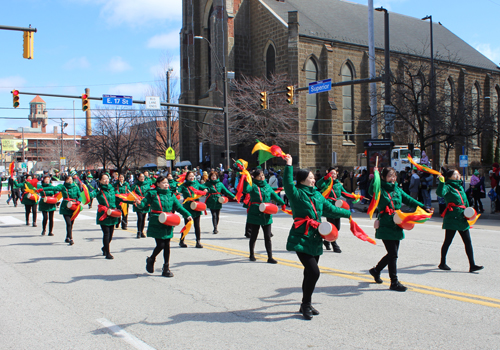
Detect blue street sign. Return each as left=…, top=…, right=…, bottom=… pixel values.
left=459, top=155, right=468, bottom=168
left=309, top=79, right=332, bottom=94
left=102, top=95, right=133, bottom=106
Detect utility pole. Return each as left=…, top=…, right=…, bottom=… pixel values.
left=423, top=15, right=436, bottom=170
left=368, top=0, right=378, bottom=139
left=85, top=88, right=91, bottom=136
left=166, top=68, right=173, bottom=173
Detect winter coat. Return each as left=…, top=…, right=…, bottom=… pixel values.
left=409, top=173, right=420, bottom=193
left=436, top=179, right=470, bottom=231
left=204, top=179, right=235, bottom=210
left=168, top=179, right=179, bottom=194
left=93, top=184, right=120, bottom=226
left=283, top=166, right=351, bottom=256
left=44, top=182, right=82, bottom=216
left=316, top=177, right=348, bottom=203
left=178, top=180, right=206, bottom=219
left=132, top=180, right=151, bottom=213
left=371, top=180, right=424, bottom=240
left=114, top=181, right=131, bottom=204
left=38, top=182, right=58, bottom=212
left=14, top=180, right=38, bottom=206
left=243, top=178, right=285, bottom=226
left=136, top=188, right=191, bottom=239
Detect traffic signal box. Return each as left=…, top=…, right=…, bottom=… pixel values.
left=286, top=86, right=294, bottom=105
left=13, top=90, right=20, bottom=108
left=260, top=91, right=267, bottom=109
left=81, top=94, right=90, bottom=111
left=23, top=31, right=34, bottom=59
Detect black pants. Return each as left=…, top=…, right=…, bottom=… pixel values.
left=210, top=209, right=220, bottom=232
left=374, top=240, right=400, bottom=282
left=25, top=204, right=37, bottom=224
left=441, top=229, right=476, bottom=266
left=244, top=223, right=252, bottom=237
left=152, top=238, right=171, bottom=264
left=248, top=223, right=273, bottom=259
left=472, top=192, right=484, bottom=212
left=117, top=205, right=128, bottom=228
left=183, top=216, right=201, bottom=242
left=63, top=215, right=74, bottom=240
left=137, top=212, right=147, bottom=234
left=101, top=225, right=115, bottom=254
left=296, top=252, right=320, bottom=304
left=42, top=211, right=54, bottom=233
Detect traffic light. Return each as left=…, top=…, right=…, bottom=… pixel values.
left=81, top=94, right=90, bottom=111
left=23, top=31, right=34, bottom=59
left=286, top=86, right=294, bottom=105
left=13, top=90, right=20, bottom=108
left=260, top=91, right=267, bottom=110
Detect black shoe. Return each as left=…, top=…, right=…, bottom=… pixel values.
left=105, top=253, right=114, bottom=260
left=213, top=230, right=218, bottom=234
left=323, top=241, right=332, bottom=250
left=146, top=257, right=155, bottom=273
left=179, top=240, right=188, bottom=248
left=69, top=239, right=74, bottom=246
left=26, top=222, right=30, bottom=226
left=245, top=233, right=251, bottom=238
left=136, top=232, right=141, bottom=239
left=369, top=268, right=383, bottom=283
left=32, top=223, right=37, bottom=227
left=65, top=237, right=70, bottom=243
left=48, top=232, right=54, bottom=236
left=141, top=233, right=146, bottom=238
left=332, top=241, right=342, bottom=253
left=249, top=255, right=256, bottom=261
left=310, top=305, right=320, bottom=315
left=267, top=258, right=278, bottom=264
left=41, top=230, right=46, bottom=236
left=438, top=263, right=451, bottom=271
left=299, top=303, right=313, bottom=320
left=390, top=281, right=407, bottom=292
left=162, top=264, right=174, bottom=277
left=115, top=224, right=119, bottom=229
left=195, top=242, right=203, bottom=248
left=269, top=232, right=274, bottom=238
left=122, top=226, right=127, bottom=230
left=470, top=265, right=484, bottom=273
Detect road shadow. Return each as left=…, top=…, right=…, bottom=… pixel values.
left=0, top=234, right=43, bottom=238
left=5, top=242, right=59, bottom=247
left=20, top=255, right=101, bottom=264
left=398, top=263, right=443, bottom=275
left=51, top=273, right=147, bottom=284
left=172, top=257, right=244, bottom=268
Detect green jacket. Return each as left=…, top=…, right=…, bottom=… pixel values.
left=371, top=180, right=424, bottom=240
left=44, top=182, right=82, bottom=216
left=137, top=188, right=191, bottom=239
left=436, top=179, right=470, bottom=231
left=283, top=166, right=351, bottom=256
left=132, top=181, right=151, bottom=213
left=114, top=181, right=131, bottom=204
left=178, top=180, right=206, bottom=219
left=168, top=179, right=179, bottom=194
left=14, top=180, right=38, bottom=206
left=204, top=179, right=235, bottom=210
left=94, top=184, right=120, bottom=226
left=38, top=182, right=58, bottom=212
left=316, top=177, right=348, bottom=203
left=243, top=178, right=285, bottom=226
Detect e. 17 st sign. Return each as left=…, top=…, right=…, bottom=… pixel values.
left=102, top=95, right=133, bottom=106
left=309, top=79, right=332, bottom=94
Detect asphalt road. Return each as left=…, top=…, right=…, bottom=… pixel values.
left=1, top=200, right=499, bottom=349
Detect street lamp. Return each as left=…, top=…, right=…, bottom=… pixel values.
left=375, top=6, right=392, bottom=139
left=194, top=35, right=230, bottom=170
left=422, top=15, right=437, bottom=170
left=60, top=119, right=68, bottom=172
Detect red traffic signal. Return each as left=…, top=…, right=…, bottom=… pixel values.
left=81, top=94, right=90, bottom=111
left=13, top=90, right=20, bottom=108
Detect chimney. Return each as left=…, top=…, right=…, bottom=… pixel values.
left=53, top=126, right=58, bottom=134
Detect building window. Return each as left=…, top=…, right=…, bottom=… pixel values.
left=305, top=59, right=319, bottom=143
left=471, top=83, right=480, bottom=147
left=266, top=44, right=275, bottom=80
left=342, top=64, right=354, bottom=143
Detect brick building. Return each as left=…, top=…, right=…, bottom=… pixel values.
left=180, top=0, right=500, bottom=170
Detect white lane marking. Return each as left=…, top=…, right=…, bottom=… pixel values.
left=0, top=216, right=24, bottom=225
left=200, top=216, right=228, bottom=220
left=75, top=214, right=94, bottom=220
left=97, top=318, right=156, bottom=350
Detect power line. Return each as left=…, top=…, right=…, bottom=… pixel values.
left=0, top=79, right=179, bottom=89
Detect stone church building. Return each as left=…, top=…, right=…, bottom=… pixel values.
left=179, top=0, right=500, bottom=169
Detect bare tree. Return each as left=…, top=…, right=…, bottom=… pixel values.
left=199, top=73, right=299, bottom=148
left=41, top=140, right=84, bottom=170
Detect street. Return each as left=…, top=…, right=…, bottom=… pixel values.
left=1, top=200, right=499, bottom=349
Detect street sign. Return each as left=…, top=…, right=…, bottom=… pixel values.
left=21, top=162, right=27, bottom=169
left=459, top=155, right=468, bottom=168
left=165, top=147, right=176, bottom=160
left=145, top=96, right=161, bottom=110
left=102, top=95, right=133, bottom=106
left=309, top=79, right=332, bottom=95
left=60, top=157, right=66, bottom=166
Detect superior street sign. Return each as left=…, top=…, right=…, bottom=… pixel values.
left=309, top=79, right=332, bottom=95
left=102, top=95, right=133, bottom=106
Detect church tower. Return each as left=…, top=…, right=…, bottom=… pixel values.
left=28, top=95, right=48, bottom=132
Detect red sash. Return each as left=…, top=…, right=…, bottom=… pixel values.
left=294, top=198, right=320, bottom=236
left=441, top=188, right=466, bottom=218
